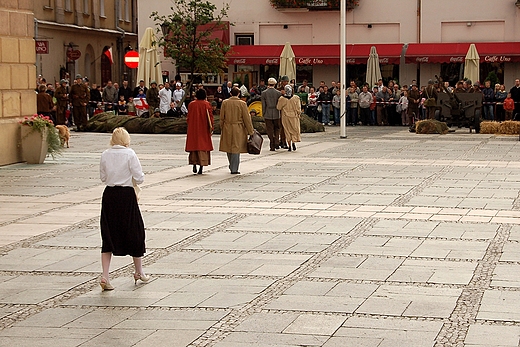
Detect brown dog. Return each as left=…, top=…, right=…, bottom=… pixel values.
left=55, top=125, right=70, bottom=148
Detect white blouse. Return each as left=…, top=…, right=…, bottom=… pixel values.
left=100, top=145, right=144, bottom=187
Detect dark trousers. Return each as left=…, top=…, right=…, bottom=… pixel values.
left=376, top=105, right=388, bottom=125
left=279, top=115, right=286, bottom=146
left=264, top=118, right=280, bottom=150
left=73, top=105, right=88, bottom=129
left=359, top=107, right=370, bottom=125
left=56, top=105, right=67, bottom=125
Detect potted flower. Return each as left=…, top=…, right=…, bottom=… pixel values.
left=19, top=114, right=62, bottom=164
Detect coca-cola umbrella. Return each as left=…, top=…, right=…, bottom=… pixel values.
left=279, top=42, right=296, bottom=82
left=464, top=43, right=479, bottom=85
left=366, top=46, right=382, bottom=88
left=136, top=27, right=162, bottom=89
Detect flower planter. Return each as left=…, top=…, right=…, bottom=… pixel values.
left=21, top=126, right=48, bottom=164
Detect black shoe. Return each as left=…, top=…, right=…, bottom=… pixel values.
left=192, top=165, right=197, bottom=173
left=231, top=171, right=240, bottom=174
left=197, top=166, right=203, bottom=174
left=292, top=143, right=296, bottom=151
left=282, top=144, right=288, bottom=149
left=275, top=145, right=280, bottom=149
left=270, top=148, right=275, bottom=151
left=288, top=147, right=292, bottom=152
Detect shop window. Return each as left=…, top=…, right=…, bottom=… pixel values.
left=440, top=63, right=463, bottom=87
left=480, top=62, right=504, bottom=85
left=235, top=35, right=254, bottom=46
left=296, top=65, right=312, bottom=85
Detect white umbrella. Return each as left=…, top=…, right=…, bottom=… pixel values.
left=464, top=43, right=480, bottom=84
left=366, top=46, right=382, bottom=88
left=136, top=27, right=162, bottom=88
left=279, top=42, right=296, bottom=82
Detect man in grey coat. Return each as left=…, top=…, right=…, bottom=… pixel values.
left=261, top=77, right=282, bottom=151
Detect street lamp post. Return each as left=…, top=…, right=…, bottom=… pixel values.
left=340, top=0, right=347, bottom=138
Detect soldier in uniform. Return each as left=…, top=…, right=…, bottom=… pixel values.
left=54, top=79, right=69, bottom=125
left=146, top=81, right=160, bottom=114
left=69, top=74, right=90, bottom=131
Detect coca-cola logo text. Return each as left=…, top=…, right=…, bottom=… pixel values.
left=449, top=56, right=464, bottom=63
left=233, top=59, right=246, bottom=64
left=346, top=58, right=356, bottom=64
left=379, top=58, right=389, bottom=64
left=265, top=58, right=279, bottom=64
left=416, top=57, right=429, bottom=63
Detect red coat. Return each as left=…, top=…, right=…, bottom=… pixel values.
left=185, top=99, right=214, bottom=152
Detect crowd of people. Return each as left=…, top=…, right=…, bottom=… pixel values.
left=35, top=75, right=189, bottom=131
left=270, top=77, right=519, bottom=127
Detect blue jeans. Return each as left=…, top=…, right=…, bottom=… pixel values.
left=321, top=104, right=330, bottom=124
left=333, top=106, right=340, bottom=125
left=483, top=104, right=494, bottom=120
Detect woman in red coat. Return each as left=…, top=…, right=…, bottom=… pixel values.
left=185, top=88, right=214, bottom=174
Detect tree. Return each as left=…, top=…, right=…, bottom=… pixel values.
left=151, top=0, right=231, bottom=104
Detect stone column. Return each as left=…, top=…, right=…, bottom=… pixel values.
left=0, top=0, right=37, bottom=165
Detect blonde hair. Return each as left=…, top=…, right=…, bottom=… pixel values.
left=110, top=127, right=131, bottom=147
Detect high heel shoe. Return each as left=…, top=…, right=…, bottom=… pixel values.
left=100, top=277, right=114, bottom=291
left=133, top=273, right=150, bottom=285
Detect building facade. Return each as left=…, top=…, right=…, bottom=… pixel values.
left=0, top=0, right=139, bottom=166
left=34, top=0, right=138, bottom=87
left=0, top=0, right=37, bottom=166
left=138, top=0, right=520, bottom=89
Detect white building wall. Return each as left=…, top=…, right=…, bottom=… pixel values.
left=138, top=0, right=520, bottom=88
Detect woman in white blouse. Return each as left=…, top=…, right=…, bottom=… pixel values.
left=99, top=127, right=148, bottom=291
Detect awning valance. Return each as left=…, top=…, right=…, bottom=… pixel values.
left=228, top=43, right=404, bottom=65
left=405, top=42, right=520, bottom=64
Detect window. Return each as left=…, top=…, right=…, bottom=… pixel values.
left=235, top=35, right=254, bottom=46
left=100, top=0, right=105, bottom=17
left=118, top=0, right=123, bottom=20
left=84, top=0, right=89, bottom=14
left=64, top=0, right=71, bottom=11
left=44, top=0, right=54, bottom=9
left=124, top=0, right=130, bottom=21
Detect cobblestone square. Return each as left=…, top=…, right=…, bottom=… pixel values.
left=0, top=127, right=520, bottom=346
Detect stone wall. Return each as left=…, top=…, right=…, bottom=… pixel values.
left=0, top=0, right=36, bottom=166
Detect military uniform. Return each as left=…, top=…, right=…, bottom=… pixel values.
left=54, top=83, right=69, bottom=125
left=70, top=78, right=90, bottom=130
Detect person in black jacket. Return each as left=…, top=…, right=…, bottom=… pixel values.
left=89, top=83, right=102, bottom=117
left=119, top=80, right=133, bottom=102
left=133, top=80, right=148, bottom=98
left=317, top=85, right=333, bottom=125
left=509, top=79, right=520, bottom=120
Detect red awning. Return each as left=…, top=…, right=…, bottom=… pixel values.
left=345, top=44, right=403, bottom=64
left=197, top=21, right=230, bottom=46
left=228, top=45, right=283, bottom=65
left=405, top=42, right=520, bottom=64
left=228, top=43, right=403, bottom=65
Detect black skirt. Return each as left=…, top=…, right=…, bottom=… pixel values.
left=100, top=186, right=145, bottom=257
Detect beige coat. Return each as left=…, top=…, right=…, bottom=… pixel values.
left=219, top=96, right=254, bottom=153
left=277, top=95, right=301, bottom=143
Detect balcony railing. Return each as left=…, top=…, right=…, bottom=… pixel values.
left=270, top=0, right=359, bottom=11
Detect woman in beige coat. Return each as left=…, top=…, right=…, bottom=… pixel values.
left=277, top=85, right=301, bottom=151
left=219, top=88, right=255, bottom=174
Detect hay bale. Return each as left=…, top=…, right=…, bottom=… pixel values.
left=498, top=120, right=520, bottom=135
left=415, top=119, right=449, bottom=134
left=480, top=121, right=500, bottom=134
